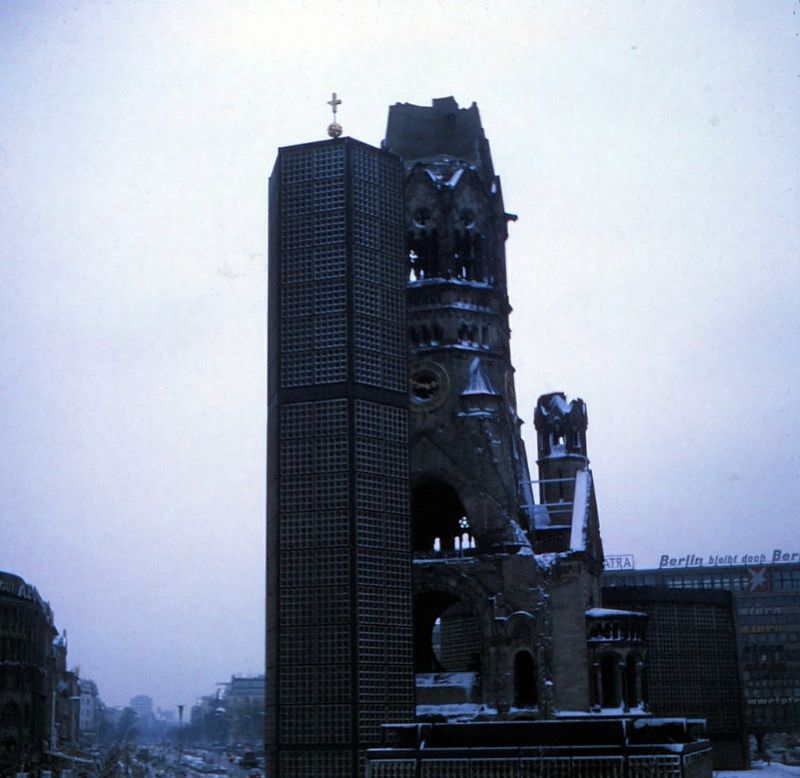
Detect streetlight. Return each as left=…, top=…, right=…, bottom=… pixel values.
left=176, top=705, right=184, bottom=769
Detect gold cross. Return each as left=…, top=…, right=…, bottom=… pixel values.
left=327, top=92, right=342, bottom=119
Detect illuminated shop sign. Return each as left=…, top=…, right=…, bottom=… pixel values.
left=657, top=549, right=800, bottom=569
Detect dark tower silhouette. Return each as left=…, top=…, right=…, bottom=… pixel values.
left=532, top=391, right=605, bottom=708
left=266, top=137, right=414, bottom=778
left=384, top=98, right=551, bottom=715
left=264, top=99, right=722, bottom=778
left=533, top=392, right=590, bottom=551
left=268, top=101, right=616, bottom=778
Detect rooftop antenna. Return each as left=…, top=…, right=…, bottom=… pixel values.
left=327, top=92, right=342, bottom=138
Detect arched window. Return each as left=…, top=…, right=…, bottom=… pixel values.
left=625, top=654, right=639, bottom=709
left=600, top=653, right=621, bottom=708
left=513, top=650, right=538, bottom=707
left=412, top=481, right=469, bottom=553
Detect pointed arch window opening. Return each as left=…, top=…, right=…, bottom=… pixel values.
left=432, top=517, right=476, bottom=555
left=413, top=482, right=476, bottom=555
left=513, top=650, right=538, bottom=708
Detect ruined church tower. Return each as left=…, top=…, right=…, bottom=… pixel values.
left=384, top=98, right=553, bottom=715
left=267, top=100, right=610, bottom=778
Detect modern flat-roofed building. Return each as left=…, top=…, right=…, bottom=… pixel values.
left=604, top=556, right=800, bottom=744
left=225, top=674, right=265, bottom=747
left=601, top=586, right=747, bottom=769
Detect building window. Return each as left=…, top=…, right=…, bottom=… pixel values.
left=600, top=653, right=621, bottom=708
left=513, top=650, right=538, bottom=707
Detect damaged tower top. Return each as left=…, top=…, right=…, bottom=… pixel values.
left=384, top=96, right=496, bottom=185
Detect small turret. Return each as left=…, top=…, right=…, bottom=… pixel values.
left=533, top=392, right=589, bottom=511
left=534, top=392, right=588, bottom=462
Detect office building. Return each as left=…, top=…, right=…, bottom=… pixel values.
left=604, top=556, right=800, bottom=740
left=602, top=586, right=748, bottom=768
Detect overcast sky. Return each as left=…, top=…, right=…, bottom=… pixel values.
left=1, top=1, right=798, bottom=712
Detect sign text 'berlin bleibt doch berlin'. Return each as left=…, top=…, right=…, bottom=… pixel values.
left=657, top=549, right=800, bottom=569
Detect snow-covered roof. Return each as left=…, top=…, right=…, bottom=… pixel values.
left=422, top=164, right=468, bottom=189
left=408, top=276, right=492, bottom=290
left=534, top=551, right=575, bottom=571
left=416, top=672, right=476, bottom=690
left=461, top=356, right=499, bottom=397
left=415, top=703, right=498, bottom=722
left=532, top=503, right=552, bottom=529
left=586, top=607, right=647, bottom=618
left=508, top=519, right=534, bottom=555
left=538, top=393, right=574, bottom=415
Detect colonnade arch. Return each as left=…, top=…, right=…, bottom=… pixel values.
left=594, top=651, right=645, bottom=710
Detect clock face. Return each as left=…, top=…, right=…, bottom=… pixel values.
left=410, top=362, right=449, bottom=410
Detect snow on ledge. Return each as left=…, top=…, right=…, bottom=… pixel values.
left=586, top=607, right=647, bottom=618
left=416, top=672, right=477, bottom=690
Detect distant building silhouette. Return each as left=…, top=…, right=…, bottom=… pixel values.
left=0, top=571, right=55, bottom=774
left=0, top=571, right=94, bottom=775
left=224, top=674, right=264, bottom=747
left=78, top=678, right=101, bottom=745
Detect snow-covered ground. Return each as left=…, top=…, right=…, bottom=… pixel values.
left=716, top=762, right=800, bottom=778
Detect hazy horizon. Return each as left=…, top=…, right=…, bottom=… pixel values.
left=1, top=1, right=798, bottom=710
